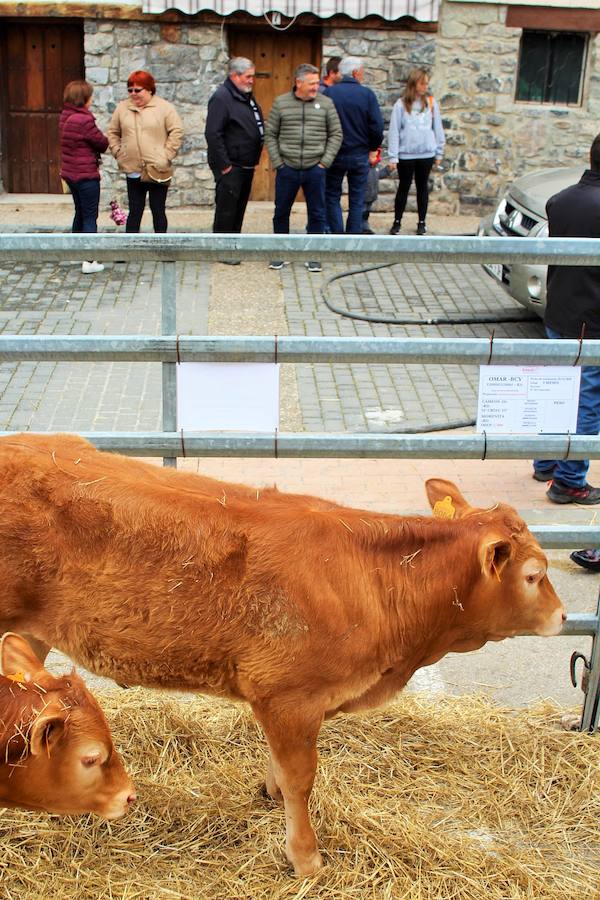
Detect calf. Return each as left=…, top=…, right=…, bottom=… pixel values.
left=0, top=433, right=564, bottom=875
left=0, top=632, right=135, bottom=819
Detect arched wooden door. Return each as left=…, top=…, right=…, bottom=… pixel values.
left=0, top=21, right=84, bottom=193
left=228, top=27, right=321, bottom=201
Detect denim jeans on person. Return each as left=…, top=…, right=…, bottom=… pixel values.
left=126, top=178, right=169, bottom=233
left=65, top=178, right=100, bottom=233
left=273, top=164, right=327, bottom=234
left=533, top=325, right=600, bottom=487
left=325, top=153, right=370, bottom=235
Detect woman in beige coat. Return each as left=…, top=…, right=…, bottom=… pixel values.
left=107, top=70, right=183, bottom=233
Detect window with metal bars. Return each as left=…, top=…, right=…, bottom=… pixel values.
left=515, top=30, right=587, bottom=105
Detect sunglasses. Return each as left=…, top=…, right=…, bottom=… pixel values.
left=128, top=87, right=144, bottom=94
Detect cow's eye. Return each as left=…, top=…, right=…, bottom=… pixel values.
left=526, top=572, right=542, bottom=584
left=81, top=753, right=101, bottom=768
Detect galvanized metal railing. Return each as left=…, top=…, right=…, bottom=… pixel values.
left=0, top=232, right=598, bottom=731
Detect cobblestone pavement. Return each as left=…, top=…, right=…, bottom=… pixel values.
left=282, top=259, right=543, bottom=433
left=0, top=260, right=209, bottom=432
left=0, top=254, right=543, bottom=436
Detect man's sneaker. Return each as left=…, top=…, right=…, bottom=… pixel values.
left=570, top=548, right=600, bottom=572
left=389, top=220, right=401, bottom=235
left=416, top=221, right=427, bottom=235
left=532, top=466, right=556, bottom=482
left=546, top=480, right=600, bottom=505
left=81, top=260, right=104, bottom=274
left=268, top=260, right=286, bottom=270
left=305, top=261, right=322, bottom=273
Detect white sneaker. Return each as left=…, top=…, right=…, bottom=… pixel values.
left=81, top=260, right=104, bottom=274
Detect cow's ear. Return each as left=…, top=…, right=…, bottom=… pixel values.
left=29, top=705, right=67, bottom=757
left=425, top=479, right=472, bottom=518
left=0, top=633, right=44, bottom=681
left=479, top=537, right=513, bottom=581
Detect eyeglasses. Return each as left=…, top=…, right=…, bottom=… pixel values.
left=128, top=87, right=144, bottom=94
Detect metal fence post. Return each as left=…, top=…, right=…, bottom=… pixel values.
left=578, top=590, right=600, bottom=733
left=161, top=260, right=177, bottom=468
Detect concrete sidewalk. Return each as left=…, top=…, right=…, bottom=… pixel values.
left=1, top=196, right=598, bottom=716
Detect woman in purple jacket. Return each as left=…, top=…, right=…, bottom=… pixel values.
left=60, top=80, right=109, bottom=274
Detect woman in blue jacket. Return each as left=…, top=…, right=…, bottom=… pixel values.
left=387, top=68, right=445, bottom=235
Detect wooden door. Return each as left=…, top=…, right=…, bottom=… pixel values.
left=228, top=28, right=321, bottom=200
left=0, top=22, right=83, bottom=193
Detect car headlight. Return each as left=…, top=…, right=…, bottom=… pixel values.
left=492, top=199, right=507, bottom=228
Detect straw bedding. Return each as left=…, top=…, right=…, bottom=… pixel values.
left=0, top=690, right=597, bottom=900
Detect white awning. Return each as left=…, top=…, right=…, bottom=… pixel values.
left=141, top=0, right=439, bottom=21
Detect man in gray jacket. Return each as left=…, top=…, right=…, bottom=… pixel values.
left=265, top=63, right=342, bottom=272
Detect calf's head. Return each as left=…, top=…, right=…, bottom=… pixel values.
left=425, top=480, right=565, bottom=643
left=0, top=633, right=135, bottom=819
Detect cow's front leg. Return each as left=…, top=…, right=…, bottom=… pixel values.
left=253, top=702, right=323, bottom=877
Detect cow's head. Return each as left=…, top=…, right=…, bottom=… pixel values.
left=425, top=479, right=565, bottom=645
left=0, top=633, right=135, bottom=819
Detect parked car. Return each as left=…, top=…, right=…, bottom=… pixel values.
left=477, top=165, right=585, bottom=315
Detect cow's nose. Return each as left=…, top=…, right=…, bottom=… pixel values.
left=562, top=612, right=567, bottom=623
left=127, top=791, right=137, bottom=806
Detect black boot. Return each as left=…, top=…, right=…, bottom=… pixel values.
left=416, top=220, right=427, bottom=235
left=389, top=220, right=401, bottom=235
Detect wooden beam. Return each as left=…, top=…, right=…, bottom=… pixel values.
left=506, top=6, right=600, bottom=32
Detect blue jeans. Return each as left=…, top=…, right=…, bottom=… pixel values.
left=533, top=326, right=600, bottom=487
left=66, top=178, right=100, bottom=233
left=273, top=164, right=326, bottom=234
left=325, top=153, right=370, bottom=235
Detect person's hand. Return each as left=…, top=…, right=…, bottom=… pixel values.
left=221, top=165, right=233, bottom=175
left=318, top=163, right=326, bottom=168
left=369, top=150, right=379, bottom=166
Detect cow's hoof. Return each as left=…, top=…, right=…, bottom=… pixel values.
left=560, top=713, right=581, bottom=731
left=291, top=850, right=323, bottom=878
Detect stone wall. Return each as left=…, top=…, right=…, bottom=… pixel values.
left=435, top=1, right=600, bottom=214
left=85, top=18, right=227, bottom=207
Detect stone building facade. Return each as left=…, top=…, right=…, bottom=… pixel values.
left=435, top=0, right=600, bottom=213
left=2, top=0, right=599, bottom=215
left=85, top=18, right=437, bottom=210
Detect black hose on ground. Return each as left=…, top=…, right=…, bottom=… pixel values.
left=319, top=261, right=539, bottom=326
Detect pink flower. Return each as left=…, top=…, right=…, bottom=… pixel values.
left=109, top=199, right=127, bottom=227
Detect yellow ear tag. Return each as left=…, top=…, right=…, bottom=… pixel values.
left=433, top=496, right=455, bottom=519
left=6, top=672, right=26, bottom=683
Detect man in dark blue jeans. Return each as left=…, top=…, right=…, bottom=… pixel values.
left=325, top=57, right=384, bottom=235
left=265, top=64, right=342, bottom=273
left=532, top=133, right=600, bottom=508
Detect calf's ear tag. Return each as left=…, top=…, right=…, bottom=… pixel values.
left=6, top=671, right=26, bottom=683
left=433, top=496, right=455, bottom=519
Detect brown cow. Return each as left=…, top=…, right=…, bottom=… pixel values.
left=0, top=433, right=564, bottom=876
left=0, top=632, right=135, bottom=818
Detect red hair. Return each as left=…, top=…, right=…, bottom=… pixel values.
left=127, top=70, right=156, bottom=95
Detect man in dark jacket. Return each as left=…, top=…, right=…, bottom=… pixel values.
left=205, top=57, right=264, bottom=236
left=533, top=133, right=600, bottom=505
left=324, top=57, right=384, bottom=234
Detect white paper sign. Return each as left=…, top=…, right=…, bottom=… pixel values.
left=476, top=365, right=580, bottom=434
left=177, top=363, right=279, bottom=431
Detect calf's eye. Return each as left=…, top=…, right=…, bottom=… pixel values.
left=81, top=753, right=101, bottom=768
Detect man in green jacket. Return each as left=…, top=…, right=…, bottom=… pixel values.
left=265, top=63, right=342, bottom=272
